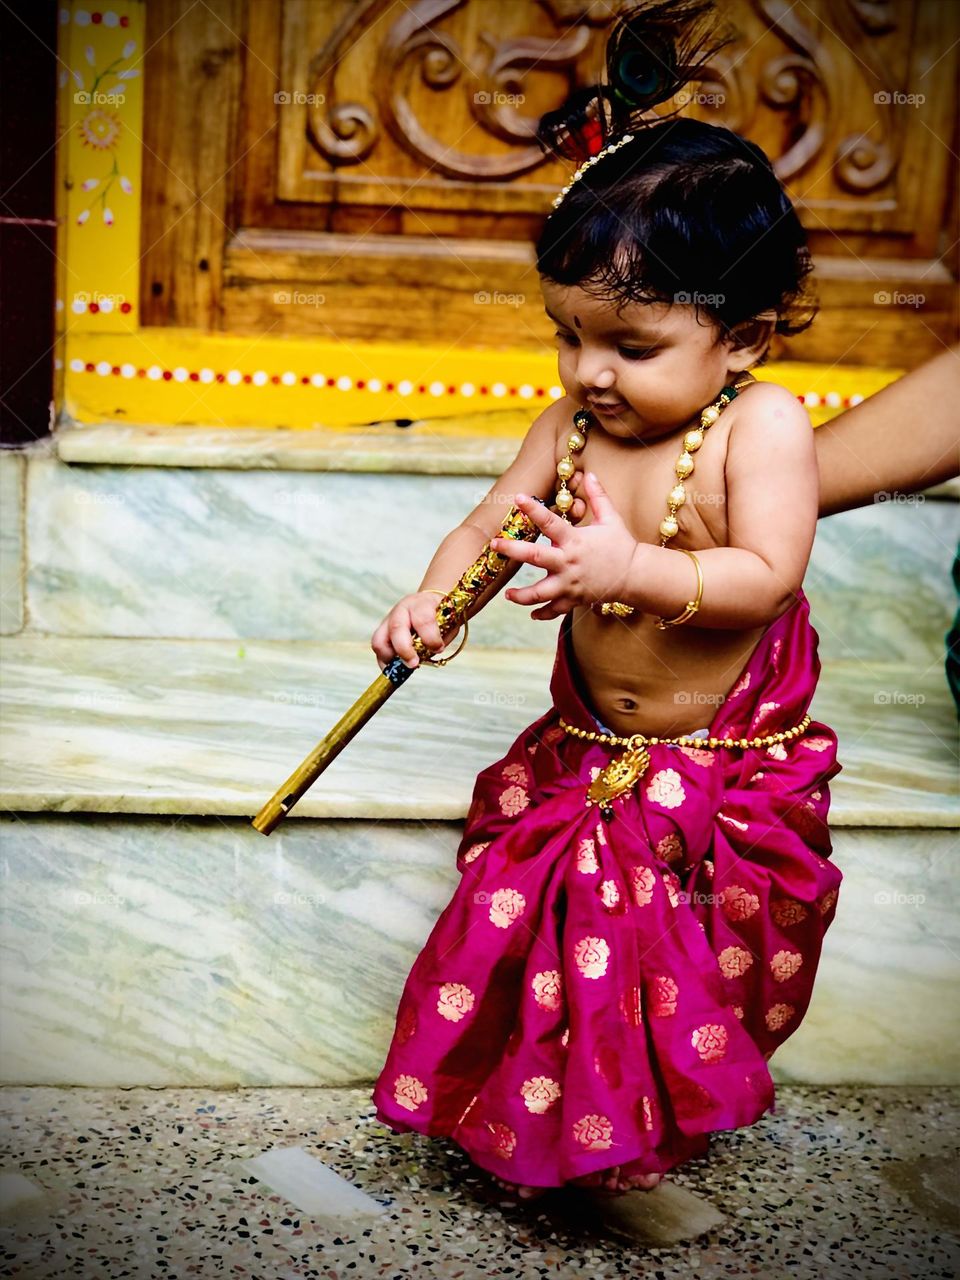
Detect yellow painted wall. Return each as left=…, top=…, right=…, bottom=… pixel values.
left=57, top=1, right=902, bottom=432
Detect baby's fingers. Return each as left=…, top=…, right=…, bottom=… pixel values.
left=410, top=601, right=445, bottom=653
left=370, top=619, right=395, bottom=669
left=565, top=473, right=586, bottom=522
left=388, top=610, right=421, bottom=668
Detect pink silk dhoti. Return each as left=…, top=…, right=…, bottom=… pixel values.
left=372, top=590, right=842, bottom=1188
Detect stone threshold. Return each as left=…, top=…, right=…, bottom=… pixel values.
left=45, top=417, right=960, bottom=498
left=53, top=413, right=536, bottom=476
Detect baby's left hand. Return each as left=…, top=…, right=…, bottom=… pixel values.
left=490, top=472, right=640, bottom=620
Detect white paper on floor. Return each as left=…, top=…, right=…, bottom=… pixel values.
left=238, top=1146, right=387, bottom=1220
left=0, top=1172, right=48, bottom=1224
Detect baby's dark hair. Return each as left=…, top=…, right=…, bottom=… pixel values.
left=535, top=0, right=817, bottom=361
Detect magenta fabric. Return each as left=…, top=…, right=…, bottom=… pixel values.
left=372, top=590, right=842, bottom=1188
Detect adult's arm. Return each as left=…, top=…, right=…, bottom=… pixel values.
left=815, top=342, right=960, bottom=517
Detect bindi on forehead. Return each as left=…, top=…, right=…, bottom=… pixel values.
left=545, top=303, right=665, bottom=340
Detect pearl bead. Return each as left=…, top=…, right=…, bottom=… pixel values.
left=675, top=453, right=694, bottom=478
left=555, top=487, right=574, bottom=512
left=669, top=484, right=686, bottom=506
left=701, top=406, right=720, bottom=426
left=568, top=430, right=586, bottom=451
left=659, top=516, right=679, bottom=538
left=557, top=457, right=575, bottom=480
left=683, top=428, right=704, bottom=452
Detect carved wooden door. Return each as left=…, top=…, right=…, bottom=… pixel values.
left=141, top=0, right=958, bottom=366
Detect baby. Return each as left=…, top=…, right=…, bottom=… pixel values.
left=371, top=0, right=843, bottom=1207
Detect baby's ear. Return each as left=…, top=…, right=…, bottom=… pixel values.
left=725, top=312, right=777, bottom=364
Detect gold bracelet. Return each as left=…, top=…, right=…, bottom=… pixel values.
left=655, top=548, right=703, bottom=630
left=419, top=587, right=469, bottom=666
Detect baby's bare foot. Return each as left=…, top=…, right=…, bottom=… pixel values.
left=619, top=1171, right=662, bottom=1191
left=579, top=1165, right=663, bottom=1194
left=492, top=1175, right=549, bottom=1201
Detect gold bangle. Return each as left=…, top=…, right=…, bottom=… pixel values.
left=655, top=548, right=703, bottom=629
left=420, top=587, right=469, bottom=666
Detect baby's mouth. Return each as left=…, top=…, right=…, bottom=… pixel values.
left=587, top=399, right=629, bottom=417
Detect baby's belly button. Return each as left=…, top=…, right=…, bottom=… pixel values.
left=592, top=690, right=712, bottom=737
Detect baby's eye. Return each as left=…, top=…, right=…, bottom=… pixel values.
left=553, top=329, right=578, bottom=346
left=618, top=346, right=657, bottom=361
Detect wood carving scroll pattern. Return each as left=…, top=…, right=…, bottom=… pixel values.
left=303, top=0, right=591, bottom=181
left=754, top=0, right=900, bottom=193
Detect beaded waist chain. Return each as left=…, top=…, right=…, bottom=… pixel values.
left=558, top=713, right=812, bottom=823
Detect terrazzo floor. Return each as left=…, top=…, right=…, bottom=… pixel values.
left=0, top=1085, right=956, bottom=1280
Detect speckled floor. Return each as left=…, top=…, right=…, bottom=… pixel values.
left=0, top=1085, right=956, bottom=1280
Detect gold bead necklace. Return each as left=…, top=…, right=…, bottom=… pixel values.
left=553, top=373, right=756, bottom=618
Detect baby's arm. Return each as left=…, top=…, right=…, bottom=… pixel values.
left=624, top=382, right=818, bottom=629
left=417, top=396, right=570, bottom=595
left=370, top=397, right=569, bottom=668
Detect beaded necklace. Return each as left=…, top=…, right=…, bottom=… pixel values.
left=553, top=372, right=756, bottom=617
left=543, top=372, right=817, bottom=823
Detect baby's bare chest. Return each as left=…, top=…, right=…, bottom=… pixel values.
left=557, top=421, right=732, bottom=549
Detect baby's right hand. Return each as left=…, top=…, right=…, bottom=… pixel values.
left=371, top=591, right=449, bottom=670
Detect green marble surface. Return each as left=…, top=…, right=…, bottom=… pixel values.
left=20, top=453, right=959, bottom=661
left=0, top=453, right=23, bottom=635
left=0, top=636, right=955, bottom=827
left=0, top=815, right=956, bottom=1086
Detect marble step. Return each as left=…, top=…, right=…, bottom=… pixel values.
left=0, top=635, right=956, bottom=1088
left=0, top=635, right=955, bottom=825
left=7, top=450, right=958, bottom=661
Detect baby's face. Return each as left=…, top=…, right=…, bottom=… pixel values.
left=540, top=279, right=751, bottom=440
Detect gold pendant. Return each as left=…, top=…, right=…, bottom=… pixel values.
left=587, top=744, right=650, bottom=807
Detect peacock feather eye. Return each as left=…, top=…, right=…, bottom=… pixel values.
left=613, top=39, right=676, bottom=105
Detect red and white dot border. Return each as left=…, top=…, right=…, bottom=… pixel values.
left=65, top=359, right=566, bottom=399
left=63, top=358, right=866, bottom=408
left=61, top=8, right=132, bottom=27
